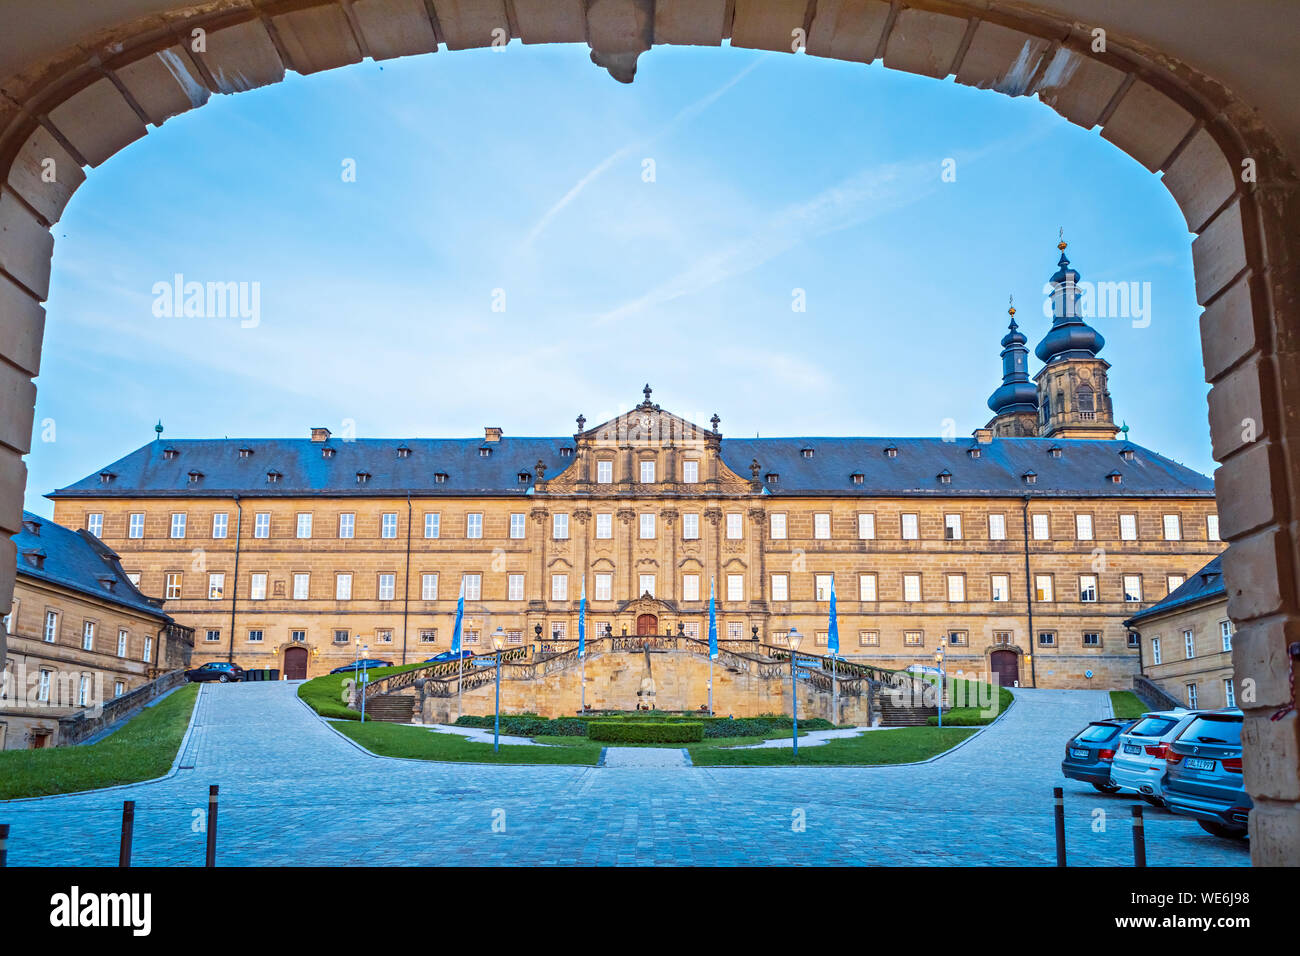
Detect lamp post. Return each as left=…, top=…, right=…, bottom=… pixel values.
left=359, top=643, right=369, bottom=723
left=788, top=627, right=802, bottom=757
left=935, top=642, right=947, bottom=729
left=492, top=628, right=505, bottom=752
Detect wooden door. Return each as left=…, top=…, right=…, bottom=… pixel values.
left=990, top=650, right=1019, bottom=687
left=636, top=614, right=658, bottom=635
left=284, top=646, right=308, bottom=680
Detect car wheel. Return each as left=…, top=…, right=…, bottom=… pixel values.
left=1141, top=794, right=1165, bottom=808
left=1198, top=820, right=1248, bottom=840
left=1092, top=781, right=1121, bottom=794
left=218, top=674, right=229, bottom=683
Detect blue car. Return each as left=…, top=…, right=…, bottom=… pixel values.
left=329, top=658, right=393, bottom=675
left=1061, top=717, right=1140, bottom=792
left=423, top=650, right=473, bottom=664
left=1163, top=709, right=1251, bottom=840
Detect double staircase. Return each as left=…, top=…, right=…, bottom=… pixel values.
left=363, top=694, right=415, bottom=723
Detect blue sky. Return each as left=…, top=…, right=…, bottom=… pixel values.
left=27, top=41, right=1211, bottom=515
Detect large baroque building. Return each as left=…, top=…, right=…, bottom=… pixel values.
left=46, top=244, right=1223, bottom=689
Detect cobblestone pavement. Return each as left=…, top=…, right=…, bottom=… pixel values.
left=0, top=682, right=1251, bottom=866
left=602, top=747, right=691, bottom=768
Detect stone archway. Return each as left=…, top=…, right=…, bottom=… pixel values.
left=0, top=0, right=1296, bottom=865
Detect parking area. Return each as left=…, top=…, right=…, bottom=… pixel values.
left=0, top=682, right=1251, bottom=866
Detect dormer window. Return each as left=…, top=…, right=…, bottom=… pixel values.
left=99, top=472, right=116, bottom=484
left=97, top=575, right=117, bottom=593
left=322, top=446, right=336, bottom=459
left=967, top=447, right=981, bottom=459
left=559, top=447, right=574, bottom=458
left=851, top=473, right=864, bottom=485
left=884, top=446, right=898, bottom=458
left=397, top=445, right=411, bottom=459
left=434, top=472, right=448, bottom=484
left=22, top=518, right=41, bottom=536
left=238, top=447, right=253, bottom=459
left=1023, top=470, right=1038, bottom=484
left=937, top=469, right=952, bottom=484
left=800, top=448, right=814, bottom=459
left=518, top=471, right=532, bottom=484
left=1107, top=470, right=1123, bottom=484
left=1048, top=446, right=1063, bottom=459
left=21, top=548, right=45, bottom=570
left=765, top=473, right=779, bottom=484
left=1120, top=447, right=1136, bottom=462
left=188, top=471, right=203, bottom=483
left=163, top=447, right=179, bottom=460
left=479, top=447, right=492, bottom=458
left=355, top=471, right=370, bottom=484
left=267, top=470, right=282, bottom=483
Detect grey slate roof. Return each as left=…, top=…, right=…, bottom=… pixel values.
left=14, top=511, right=171, bottom=620
left=1123, top=555, right=1226, bottom=626
left=47, top=436, right=1214, bottom=500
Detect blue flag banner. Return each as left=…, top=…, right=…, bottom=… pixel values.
left=828, top=574, right=840, bottom=656
left=708, top=577, right=718, bottom=659
left=450, top=579, right=465, bottom=655
left=579, top=577, right=587, bottom=658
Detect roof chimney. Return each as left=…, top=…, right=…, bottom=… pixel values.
left=311, top=427, right=331, bottom=443
left=484, top=427, right=503, bottom=442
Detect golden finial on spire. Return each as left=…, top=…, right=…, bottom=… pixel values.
left=1058, top=226, right=1067, bottom=252
left=1008, top=293, right=1016, bottom=317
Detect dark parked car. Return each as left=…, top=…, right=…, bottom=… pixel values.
left=329, top=658, right=394, bottom=675
left=1061, top=717, right=1139, bottom=792
left=186, top=661, right=245, bottom=683
left=423, top=650, right=473, bottom=664
left=1163, top=709, right=1252, bottom=840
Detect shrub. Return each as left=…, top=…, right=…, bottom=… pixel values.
left=587, top=721, right=705, bottom=743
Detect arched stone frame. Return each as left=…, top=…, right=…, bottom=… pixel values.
left=0, top=0, right=1294, bottom=864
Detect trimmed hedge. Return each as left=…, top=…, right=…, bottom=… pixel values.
left=587, top=721, right=705, bottom=743
left=452, top=713, right=834, bottom=739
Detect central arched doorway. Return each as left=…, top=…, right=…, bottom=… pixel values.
left=284, top=646, right=308, bottom=681
left=990, top=650, right=1019, bottom=688
left=636, top=614, right=658, bottom=635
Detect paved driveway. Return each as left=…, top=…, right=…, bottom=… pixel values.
left=0, top=682, right=1251, bottom=866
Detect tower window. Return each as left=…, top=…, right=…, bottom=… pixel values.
left=1077, top=385, right=1096, bottom=415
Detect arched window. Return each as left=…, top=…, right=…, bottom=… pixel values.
left=1077, top=385, right=1095, bottom=414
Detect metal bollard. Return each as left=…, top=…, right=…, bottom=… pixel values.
left=119, top=801, right=135, bottom=867
left=1131, top=804, right=1147, bottom=867
left=0, top=823, right=8, bottom=867
left=1053, top=787, right=1067, bottom=867
left=205, top=785, right=218, bottom=867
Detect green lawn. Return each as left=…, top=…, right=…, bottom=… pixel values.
left=688, top=726, right=977, bottom=766
left=333, top=720, right=605, bottom=764
left=925, top=678, right=1015, bottom=726
left=1110, top=690, right=1148, bottom=718
left=0, top=683, right=199, bottom=800
left=297, top=663, right=427, bottom=720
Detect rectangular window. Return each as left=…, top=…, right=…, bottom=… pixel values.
left=1123, top=575, right=1143, bottom=602
left=948, top=631, right=968, bottom=647
left=143, top=636, right=153, bottom=662
left=129, top=512, right=145, bottom=539
left=86, top=513, right=103, bottom=537
left=1034, top=574, right=1054, bottom=602
left=904, top=630, right=923, bottom=647
left=1078, top=631, right=1100, bottom=648
left=170, top=513, right=187, bottom=539
left=815, top=630, right=828, bottom=647
left=640, top=460, right=655, bottom=483
left=682, top=574, right=700, bottom=602
left=1127, top=631, right=1140, bottom=648
left=859, top=573, right=877, bottom=602
left=466, top=513, right=483, bottom=539
left=1207, top=514, right=1220, bottom=541
left=1224, top=678, right=1235, bottom=708
left=903, top=574, right=921, bottom=602
left=814, top=513, right=831, bottom=540
left=378, top=573, right=396, bottom=601
left=770, top=513, right=787, bottom=539
left=858, top=513, right=875, bottom=540
left=683, top=513, right=699, bottom=540
left=1075, top=514, right=1094, bottom=540
left=991, top=574, right=1010, bottom=602
left=212, top=513, right=228, bottom=539
left=336, top=573, right=352, bottom=600
left=254, top=512, right=270, bottom=538
left=859, top=630, right=879, bottom=647
left=1166, top=574, right=1185, bottom=595
left=419, top=629, right=437, bottom=644
left=293, top=573, right=309, bottom=600
left=682, top=460, right=699, bottom=484
left=594, top=573, right=612, bottom=601
left=946, top=574, right=966, bottom=602
left=901, top=514, right=919, bottom=540
left=381, top=513, right=398, bottom=539
left=1120, top=513, right=1138, bottom=541
left=1031, top=514, right=1049, bottom=540
left=814, top=574, right=833, bottom=602
left=1221, top=620, right=1234, bottom=652
left=640, top=574, right=657, bottom=598
left=988, top=513, right=1006, bottom=540
left=1079, top=574, right=1098, bottom=603
left=334, top=629, right=349, bottom=645
left=78, top=675, right=90, bottom=706
left=376, top=629, right=393, bottom=644
left=1038, top=631, right=1056, bottom=647
left=726, top=574, right=744, bottom=602
left=462, top=574, right=481, bottom=601
left=552, top=574, right=568, bottom=601
left=208, top=572, right=225, bottom=600
left=639, top=513, right=655, bottom=540
left=1163, top=514, right=1182, bottom=541
left=597, top=460, right=613, bottom=484
left=38, top=669, right=51, bottom=702
left=421, top=573, right=438, bottom=601
left=250, top=573, right=267, bottom=601
left=296, top=513, right=312, bottom=539
left=596, top=513, right=613, bottom=539
left=726, top=513, right=743, bottom=540
left=114, top=680, right=124, bottom=698
left=944, top=514, right=962, bottom=540
left=44, top=610, right=58, bottom=642
left=1152, top=637, right=1162, bottom=664
left=425, top=513, right=441, bottom=539
left=247, top=630, right=263, bottom=644
left=508, top=573, right=524, bottom=601
left=165, top=572, right=182, bottom=599
left=1186, top=683, right=1198, bottom=708
left=339, top=513, right=355, bottom=538
left=82, top=621, right=95, bottom=651
left=553, top=513, right=570, bottom=539
left=205, top=629, right=221, bottom=643
left=510, top=513, right=525, bottom=539
left=118, top=629, right=128, bottom=656
left=771, top=573, right=789, bottom=601
left=1184, top=629, right=1196, bottom=659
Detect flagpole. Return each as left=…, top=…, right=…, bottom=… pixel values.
left=830, top=574, right=839, bottom=726
left=708, top=577, right=717, bottom=716
left=453, top=577, right=465, bottom=722
left=579, top=578, right=587, bottom=713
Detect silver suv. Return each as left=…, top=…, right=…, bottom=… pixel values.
left=1108, top=709, right=1202, bottom=806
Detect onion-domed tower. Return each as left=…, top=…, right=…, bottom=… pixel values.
left=1033, top=236, right=1117, bottom=440
left=985, top=297, right=1039, bottom=437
